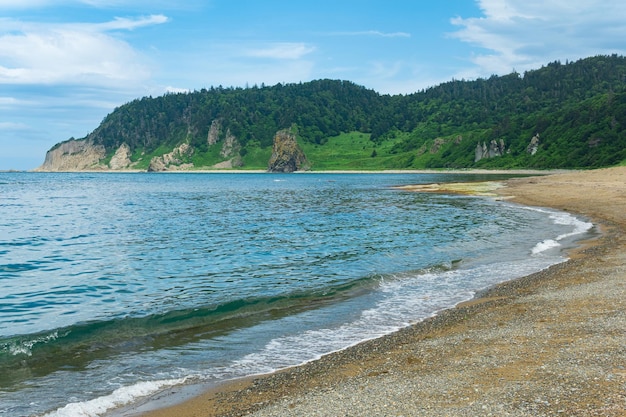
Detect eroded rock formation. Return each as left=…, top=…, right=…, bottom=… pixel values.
left=220, top=131, right=240, bottom=159
left=109, top=143, right=132, bottom=170
left=35, top=139, right=106, bottom=171
left=527, top=134, right=540, bottom=155
left=207, top=119, right=221, bottom=146
left=267, top=130, right=309, bottom=173
left=475, top=139, right=507, bottom=162
left=148, top=143, right=194, bottom=172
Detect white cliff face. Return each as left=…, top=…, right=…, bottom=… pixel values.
left=35, top=139, right=106, bottom=172
left=108, top=143, right=133, bottom=170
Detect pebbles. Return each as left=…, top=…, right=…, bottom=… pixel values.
left=244, top=230, right=626, bottom=417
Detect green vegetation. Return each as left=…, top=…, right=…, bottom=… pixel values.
left=75, top=55, right=626, bottom=170
left=300, top=132, right=377, bottom=170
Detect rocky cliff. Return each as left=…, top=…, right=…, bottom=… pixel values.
left=35, top=139, right=106, bottom=171
left=474, top=139, right=507, bottom=162
left=147, top=143, right=194, bottom=172
left=526, top=134, right=541, bottom=155
left=267, top=130, right=309, bottom=172
left=35, top=140, right=143, bottom=171
left=108, top=143, right=132, bottom=169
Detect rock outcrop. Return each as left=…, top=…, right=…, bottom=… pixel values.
left=108, top=143, right=133, bottom=169
left=526, top=134, right=540, bottom=155
left=267, top=130, right=309, bottom=173
left=207, top=119, right=221, bottom=146
left=475, top=139, right=507, bottom=162
left=148, top=143, right=194, bottom=172
left=35, top=139, right=106, bottom=171
left=208, top=118, right=242, bottom=162
left=220, top=131, right=240, bottom=158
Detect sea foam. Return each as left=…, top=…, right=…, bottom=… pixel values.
left=526, top=207, right=593, bottom=255
left=43, top=378, right=188, bottom=417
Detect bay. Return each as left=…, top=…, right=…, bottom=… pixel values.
left=0, top=172, right=593, bottom=416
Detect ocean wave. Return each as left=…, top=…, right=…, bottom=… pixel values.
left=532, top=239, right=561, bottom=254
left=0, top=271, right=393, bottom=388
left=43, top=378, right=188, bottom=417
left=211, top=256, right=561, bottom=381
left=523, top=207, right=593, bottom=255
left=2, top=331, right=62, bottom=357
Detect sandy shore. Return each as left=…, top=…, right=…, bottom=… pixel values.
left=137, top=167, right=626, bottom=417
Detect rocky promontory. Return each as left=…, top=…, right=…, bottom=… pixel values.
left=35, top=139, right=106, bottom=171
left=267, top=130, right=309, bottom=173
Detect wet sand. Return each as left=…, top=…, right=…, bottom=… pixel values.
left=138, top=167, right=626, bottom=417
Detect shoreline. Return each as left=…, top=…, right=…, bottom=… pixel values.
left=23, top=168, right=568, bottom=175
left=132, top=167, right=626, bottom=417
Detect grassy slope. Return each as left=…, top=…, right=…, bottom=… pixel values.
left=299, top=132, right=407, bottom=170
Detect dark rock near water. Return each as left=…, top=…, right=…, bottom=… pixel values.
left=267, top=130, right=309, bottom=173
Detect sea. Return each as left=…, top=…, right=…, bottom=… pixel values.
left=0, top=172, right=594, bottom=417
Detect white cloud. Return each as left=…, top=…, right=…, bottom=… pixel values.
left=450, top=0, right=626, bottom=78
left=95, top=14, right=168, bottom=31
left=245, top=43, right=316, bottom=60
left=0, top=15, right=167, bottom=85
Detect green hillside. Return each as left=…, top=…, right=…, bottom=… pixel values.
left=55, top=54, right=626, bottom=170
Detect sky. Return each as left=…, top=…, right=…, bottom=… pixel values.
left=1, top=1, right=626, bottom=170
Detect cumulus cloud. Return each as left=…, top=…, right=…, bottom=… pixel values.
left=450, top=0, right=626, bottom=78
left=0, top=15, right=167, bottom=85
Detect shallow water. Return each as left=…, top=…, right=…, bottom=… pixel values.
left=0, top=172, right=593, bottom=416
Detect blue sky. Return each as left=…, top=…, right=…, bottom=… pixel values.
left=1, top=1, right=626, bottom=170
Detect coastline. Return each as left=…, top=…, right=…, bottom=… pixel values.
left=25, top=168, right=567, bottom=175
left=133, top=167, right=626, bottom=417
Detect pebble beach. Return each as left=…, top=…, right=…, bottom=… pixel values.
left=139, top=167, right=626, bottom=417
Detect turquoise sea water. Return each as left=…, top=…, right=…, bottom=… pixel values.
left=0, top=172, right=593, bottom=416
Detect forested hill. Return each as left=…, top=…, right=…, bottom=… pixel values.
left=40, top=55, right=626, bottom=171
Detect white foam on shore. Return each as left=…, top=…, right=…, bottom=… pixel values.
left=42, top=249, right=575, bottom=416
left=42, top=378, right=188, bottom=417
left=532, top=239, right=561, bottom=254
left=40, top=206, right=594, bottom=417
left=214, top=256, right=562, bottom=380
left=525, top=207, right=593, bottom=255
